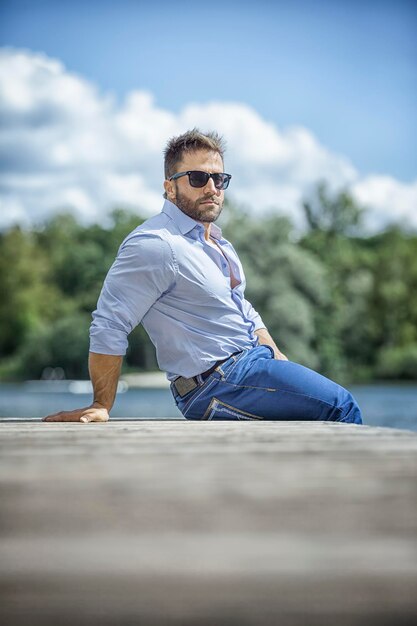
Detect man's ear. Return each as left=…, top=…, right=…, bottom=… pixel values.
left=164, top=179, right=175, bottom=201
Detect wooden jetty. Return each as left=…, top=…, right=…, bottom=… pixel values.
left=0, top=420, right=417, bottom=625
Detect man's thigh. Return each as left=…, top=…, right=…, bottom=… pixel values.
left=184, top=346, right=362, bottom=423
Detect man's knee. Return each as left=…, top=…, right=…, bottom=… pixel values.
left=339, top=391, right=363, bottom=424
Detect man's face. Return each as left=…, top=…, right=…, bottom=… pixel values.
left=164, top=149, right=225, bottom=223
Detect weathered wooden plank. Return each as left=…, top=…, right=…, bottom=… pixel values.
left=1, top=421, right=416, bottom=625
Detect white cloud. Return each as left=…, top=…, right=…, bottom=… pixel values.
left=352, top=176, right=417, bottom=231
left=0, top=47, right=416, bottom=233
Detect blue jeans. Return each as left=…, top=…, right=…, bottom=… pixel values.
left=171, top=345, right=363, bottom=423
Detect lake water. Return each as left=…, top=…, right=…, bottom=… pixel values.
left=0, top=382, right=416, bottom=432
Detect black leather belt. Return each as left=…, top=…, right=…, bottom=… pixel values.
left=173, top=353, right=239, bottom=397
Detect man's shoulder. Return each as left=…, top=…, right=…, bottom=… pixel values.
left=120, top=212, right=173, bottom=246
left=115, top=212, right=187, bottom=268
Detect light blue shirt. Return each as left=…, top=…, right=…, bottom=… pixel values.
left=90, top=200, right=265, bottom=380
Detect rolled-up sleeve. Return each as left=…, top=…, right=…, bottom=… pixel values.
left=242, top=298, right=265, bottom=332
left=89, top=234, right=177, bottom=355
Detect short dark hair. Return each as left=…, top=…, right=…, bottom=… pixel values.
left=163, top=128, right=226, bottom=181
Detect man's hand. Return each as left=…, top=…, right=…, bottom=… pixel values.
left=43, top=403, right=109, bottom=423
left=42, top=354, right=123, bottom=423
left=255, top=327, right=288, bottom=361
left=273, top=349, right=289, bottom=361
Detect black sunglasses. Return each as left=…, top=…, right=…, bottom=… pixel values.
left=169, top=170, right=232, bottom=190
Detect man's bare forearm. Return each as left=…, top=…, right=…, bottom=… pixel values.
left=89, top=352, right=123, bottom=411
left=43, top=352, right=123, bottom=422
left=254, top=328, right=288, bottom=360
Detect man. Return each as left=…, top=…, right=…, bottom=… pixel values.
left=44, top=129, right=362, bottom=424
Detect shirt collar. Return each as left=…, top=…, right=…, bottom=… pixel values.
left=209, top=222, right=223, bottom=240
left=162, top=199, right=223, bottom=239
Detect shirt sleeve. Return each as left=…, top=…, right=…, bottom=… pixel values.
left=242, top=298, right=266, bottom=332
left=89, top=234, right=177, bottom=355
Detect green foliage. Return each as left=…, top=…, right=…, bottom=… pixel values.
left=15, top=313, right=92, bottom=380
left=299, top=184, right=417, bottom=382
left=126, top=325, right=159, bottom=371
left=303, top=180, right=365, bottom=238
left=376, top=344, right=417, bottom=380
left=0, top=226, right=67, bottom=356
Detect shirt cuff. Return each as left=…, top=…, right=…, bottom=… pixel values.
left=252, top=315, right=266, bottom=332
left=89, top=326, right=128, bottom=356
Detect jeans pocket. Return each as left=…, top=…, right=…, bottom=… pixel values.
left=218, top=350, right=248, bottom=382
left=202, top=397, right=264, bottom=421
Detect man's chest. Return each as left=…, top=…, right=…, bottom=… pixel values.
left=168, top=237, right=245, bottom=302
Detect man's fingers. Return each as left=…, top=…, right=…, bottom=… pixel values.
left=83, top=411, right=109, bottom=423
left=80, top=416, right=108, bottom=423
left=42, top=407, right=109, bottom=423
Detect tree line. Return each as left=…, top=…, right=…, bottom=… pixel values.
left=1, top=184, right=416, bottom=384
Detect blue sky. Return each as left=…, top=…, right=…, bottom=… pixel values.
left=1, top=0, right=416, bottom=182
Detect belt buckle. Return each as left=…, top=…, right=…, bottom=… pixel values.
left=174, top=376, right=198, bottom=397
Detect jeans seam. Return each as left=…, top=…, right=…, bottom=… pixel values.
left=215, top=379, right=278, bottom=392
left=222, top=349, right=249, bottom=380
left=216, top=379, right=344, bottom=412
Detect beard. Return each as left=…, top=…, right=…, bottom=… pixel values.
left=174, top=187, right=223, bottom=223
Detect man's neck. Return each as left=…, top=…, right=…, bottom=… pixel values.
left=202, top=222, right=211, bottom=241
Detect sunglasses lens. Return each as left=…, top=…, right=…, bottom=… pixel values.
left=187, top=171, right=231, bottom=189
left=189, top=171, right=210, bottom=187
left=212, top=174, right=230, bottom=190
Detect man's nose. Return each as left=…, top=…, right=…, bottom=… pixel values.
left=204, top=176, right=220, bottom=194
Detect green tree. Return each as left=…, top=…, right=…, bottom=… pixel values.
left=303, top=180, right=364, bottom=239
left=299, top=184, right=372, bottom=381
left=16, top=312, right=91, bottom=380
left=365, top=227, right=417, bottom=379
left=0, top=226, right=66, bottom=357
